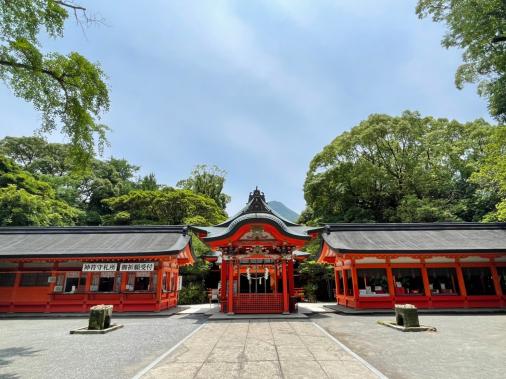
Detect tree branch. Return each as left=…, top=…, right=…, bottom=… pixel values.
left=55, top=1, right=86, bottom=12
left=492, top=35, right=506, bottom=44
left=0, top=58, right=70, bottom=102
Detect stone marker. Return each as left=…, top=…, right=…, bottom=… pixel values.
left=88, top=304, right=113, bottom=330
left=395, top=304, right=420, bottom=327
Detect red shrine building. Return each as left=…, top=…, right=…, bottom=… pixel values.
left=0, top=226, right=194, bottom=313
left=318, top=223, right=506, bottom=310
left=193, top=188, right=320, bottom=314
left=1, top=188, right=506, bottom=314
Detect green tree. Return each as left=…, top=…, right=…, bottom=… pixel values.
left=0, top=1, right=109, bottom=167
left=471, top=125, right=506, bottom=220
left=177, top=164, right=231, bottom=210
left=0, top=156, right=81, bottom=225
left=416, top=0, right=506, bottom=122
left=137, top=173, right=159, bottom=191
left=0, top=136, right=141, bottom=224
left=0, top=136, right=72, bottom=176
left=102, top=188, right=227, bottom=225
left=303, top=111, right=497, bottom=223
left=78, top=158, right=139, bottom=224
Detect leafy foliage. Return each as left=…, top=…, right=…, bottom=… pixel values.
left=0, top=155, right=82, bottom=225
left=303, top=111, right=498, bottom=223
left=0, top=0, right=109, bottom=168
left=471, top=126, right=506, bottom=221
left=178, top=282, right=209, bottom=305
left=0, top=136, right=228, bottom=228
left=102, top=188, right=227, bottom=226
left=416, top=0, right=506, bottom=123
left=177, top=164, right=231, bottom=210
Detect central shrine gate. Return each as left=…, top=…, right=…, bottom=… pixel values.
left=193, top=188, right=319, bottom=314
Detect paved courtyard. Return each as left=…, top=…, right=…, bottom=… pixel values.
left=314, top=313, right=506, bottom=379
left=1, top=310, right=505, bottom=379
left=0, top=314, right=204, bottom=379
left=141, top=320, right=383, bottom=379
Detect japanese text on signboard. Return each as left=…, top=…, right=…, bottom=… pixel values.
left=82, top=263, right=117, bottom=272
left=119, top=262, right=155, bottom=272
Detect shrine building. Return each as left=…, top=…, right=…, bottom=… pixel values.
left=1, top=188, right=506, bottom=314
left=318, top=223, right=506, bottom=309
left=0, top=226, right=194, bottom=313
left=193, top=188, right=320, bottom=314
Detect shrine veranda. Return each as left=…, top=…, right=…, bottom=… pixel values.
left=0, top=188, right=505, bottom=314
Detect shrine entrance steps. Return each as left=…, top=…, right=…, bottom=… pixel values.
left=207, top=312, right=307, bottom=320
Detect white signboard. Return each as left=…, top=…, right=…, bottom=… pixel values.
left=119, top=262, right=155, bottom=272
left=82, top=262, right=117, bottom=272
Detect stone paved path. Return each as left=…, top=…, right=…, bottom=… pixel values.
left=141, top=320, right=384, bottom=379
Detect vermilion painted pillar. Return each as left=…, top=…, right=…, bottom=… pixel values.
left=10, top=269, right=21, bottom=313
left=490, top=264, right=502, bottom=297
left=288, top=259, right=295, bottom=296
left=334, top=267, right=340, bottom=300
left=221, top=259, right=227, bottom=312
left=386, top=263, right=395, bottom=296
left=342, top=269, right=348, bottom=305
left=275, top=263, right=279, bottom=293
left=282, top=260, right=289, bottom=314
left=220, top=259, right=227, bottom=312
left=228, top=258, right=234, bottom=314
left=420, top=263, right=432, bottom=307
left=156, top=263, right=165, bottom=311
left=350, top=264, right=359, bottom=302
left=455, top=262, right=468, bottom=298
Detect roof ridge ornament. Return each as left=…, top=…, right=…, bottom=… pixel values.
left=246, top=187, right=269, bottom=213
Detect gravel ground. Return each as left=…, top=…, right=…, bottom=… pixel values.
left=0, top=314, right=205, bottom=379
left=313, top=313, right=506, bottom=379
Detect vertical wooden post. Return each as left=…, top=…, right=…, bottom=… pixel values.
left=342, top=269, right=348, bottom=303
left=46, top=261, right=58, bottom=312
left=421, top=262, right=432, bottom=307
left=288, top=259, right=295, bottom=296
left=386, top=261, right=395, bottom=307
left=490, top=264, right=502, bottom=297
left=274, top=262, right=278, bottom=293
left=282, top=259, right=289, bottom=314
left=10, top=267, right=21, bottom=313
left=220, top=258, right=227, bottom=312
left=351, top=263, right=359, bottom=303
left=334, top=267, right=340, bottom=301
left=155, top=263, right=164, bottom=311
left=455, top=261, right=468, bottom=301
left=84, top=271, right=92, bottom=311
left=228, top=258, right=234, bottom=314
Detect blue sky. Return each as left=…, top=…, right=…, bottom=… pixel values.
left=0, top=0, right=493, bottom=215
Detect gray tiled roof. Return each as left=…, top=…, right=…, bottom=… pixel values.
left=322, top=223, right=506, bottom=253
left=193, top=213, right=319, bottom=241
left=0, top=226, right=190, bottom=258
left=191, top=188, right=321, bottom=241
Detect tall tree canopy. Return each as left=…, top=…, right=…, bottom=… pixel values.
left=303, top=111, right=498, bottom=223
left=0, top=0, right=109, bottom=167
left=177, top=164, right=231, bottom=210
left=471, top=125, right=506, bottom=221
left=102, top=188, right=227, bottom=226
left=0, top=136, right=228, bottom=227
left=416, top=0, right=506, bottom=123
left=0, top=155, right=82, bottom=225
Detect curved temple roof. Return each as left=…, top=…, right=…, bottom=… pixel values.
left=0, top=226, right=193, bottom=258
left=192, top=188, right=321, bottom=242
left=320, top=223, right=506, bottom=254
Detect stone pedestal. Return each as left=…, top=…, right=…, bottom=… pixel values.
left=88, top=304, right=113, bottom=330
left=395, top=304, right=420, bottom=327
